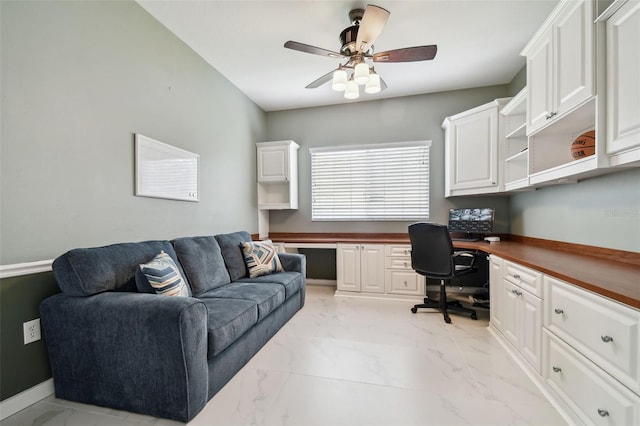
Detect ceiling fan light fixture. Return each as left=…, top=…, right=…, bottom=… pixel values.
left=344, top=80, right=359, bottom=99
left=353, top=62, right=370, bottom=85
left=364, top=72, right=381, bottom=94
left=331, top=68, right=348, bottom=91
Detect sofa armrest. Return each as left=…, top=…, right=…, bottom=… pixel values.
left=40, top=292, right=208, bottom=422
left=278, top=252, right=306, bottom=275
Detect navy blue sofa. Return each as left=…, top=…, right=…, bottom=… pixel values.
left=40, top=231, right=306, bottom=422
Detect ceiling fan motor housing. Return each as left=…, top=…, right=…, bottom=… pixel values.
left=340, top=8, right=369, bottom=56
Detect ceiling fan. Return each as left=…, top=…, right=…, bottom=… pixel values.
left=284, top=4, right=437, bottom=99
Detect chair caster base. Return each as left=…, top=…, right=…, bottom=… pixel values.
left=411, top=307, right=418, bottom=313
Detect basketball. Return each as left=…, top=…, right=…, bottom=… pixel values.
left=571, top=130, right=596, bottom=160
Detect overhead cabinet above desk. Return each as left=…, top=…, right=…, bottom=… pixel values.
left=444, top=0, right=639, bottom=198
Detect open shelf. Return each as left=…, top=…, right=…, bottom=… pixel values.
left=527, top=97, right=608, bottom=185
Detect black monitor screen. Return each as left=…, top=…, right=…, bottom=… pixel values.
left=448, top=208, right=494, bottom=234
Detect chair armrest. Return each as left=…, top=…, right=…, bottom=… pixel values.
left=453, top=250, right=477, bottom=272
left=40, top=292, right=208, bottom=422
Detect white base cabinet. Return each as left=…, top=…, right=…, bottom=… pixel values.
left=336, top=244, right=424, bottom=299
left=489, top=255, right=640, bottom=425
left=336, top=244, right=385, bottom=293
left=490, top=256, right=543, bottom=373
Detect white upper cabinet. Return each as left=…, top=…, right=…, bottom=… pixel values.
left=524, top=0, right=595, bottom=136
left=256, top=140, right=299, bottom=210
left=605, top=0, right=640, bottom=166
left=443, top=99, right=509, bottom=197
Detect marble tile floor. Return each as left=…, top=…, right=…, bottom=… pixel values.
left=2, top=285, right=567, bottom=426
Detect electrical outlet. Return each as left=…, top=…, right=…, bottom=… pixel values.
left=23, top=318, right=41, bottom=345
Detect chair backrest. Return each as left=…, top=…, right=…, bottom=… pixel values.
left=408, top=222, right=455, bottom=279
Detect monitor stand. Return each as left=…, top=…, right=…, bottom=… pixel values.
left=451, top=232, right=481, bottom=242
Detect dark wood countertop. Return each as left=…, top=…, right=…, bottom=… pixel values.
left=268, top=232, right=640, bottom=309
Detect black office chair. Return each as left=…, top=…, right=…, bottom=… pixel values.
left=408, top=222, right=478, bottom=323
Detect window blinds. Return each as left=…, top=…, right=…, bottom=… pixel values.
left=310, top=141, right=431, bottom=221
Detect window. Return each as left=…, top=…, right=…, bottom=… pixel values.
left=310, top=141, right=431, bottom=221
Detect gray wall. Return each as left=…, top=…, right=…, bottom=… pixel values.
left=0, top=0, right=265, bottom=401
left=510, top=168, right=640, bottom=252
left=265, top=86, right=512, bottom=234
left=1, top=0, right=265, bottom=265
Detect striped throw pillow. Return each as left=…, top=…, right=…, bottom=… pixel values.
left=139, top=251, right=189, bottom=297
left=242, top=240, right=282, bottom=278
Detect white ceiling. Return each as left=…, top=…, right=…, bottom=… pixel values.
left=136, top=0, right=558, bottom=112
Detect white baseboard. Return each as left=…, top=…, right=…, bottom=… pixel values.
left=306, top=279, right=336, bottom=286
left=0, top=379, right=54, bottom=420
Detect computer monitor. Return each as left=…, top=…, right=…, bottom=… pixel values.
left=448, top=208, right=494, bottom=238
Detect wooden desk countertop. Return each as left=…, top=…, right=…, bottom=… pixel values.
left=268, top=232, right=640, bottom=310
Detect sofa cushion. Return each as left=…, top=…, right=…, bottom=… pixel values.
left=198, top=297, right=257, bottom=358
left=201, top=282, right=285, bottom=322
left=237, top=272, right=304, bottom=301
left=242, top=240, right=282, bottom=278
left=136, top=251, right=190, bottom=297
left=215, top=231, right=251, bottom=281
left=172, top=236, right=231, bottom=295
left=52, top=241, right=189, bottom=296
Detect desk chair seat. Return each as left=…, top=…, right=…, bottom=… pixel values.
left=408, top=222, right=478, bottom=324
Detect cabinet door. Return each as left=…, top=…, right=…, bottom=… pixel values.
left=520, top=289, right=543, bottom=373
left=336, top=244, right=360, bottom=292
left=553, top=0, right=594, bottom=117
left=360, top=244, right=385, bottom=293
left=258, top=145, right=289, bottom=182
left=527, top=27, right=554, bottom=134
left=447, top=107, right=499, bottom=192
left=489, top=256, right=505, bottom=331
left=606, top=0, right=640, bottom=157
left=501, top=280, right=520, bottom=348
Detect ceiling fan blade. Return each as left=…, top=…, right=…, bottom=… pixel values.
left=373, top=45, right=438, bottom=62
left=379, top=75, right=388, bottom=91
left=305, top=69, right=336, bottom=89
left=355, top=5, right=390, bottom=54
left=284, top=41, right=344, bottom=59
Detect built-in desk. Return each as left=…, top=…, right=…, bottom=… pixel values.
left=270, top=232, right=640, bottom=424
left=269, top=232, right=640, bottom=309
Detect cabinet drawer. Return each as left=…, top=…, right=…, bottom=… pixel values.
left=544, top=330, right=640, bottom=426
left=504, top=260, right=543, bottom=297
left=545, top=276, right=640, bottom=394
left=385, top=269, right=424, bottom=296
left=385, top=245, right=412, bottom=257
left=385, top=257, right=413, bottom=270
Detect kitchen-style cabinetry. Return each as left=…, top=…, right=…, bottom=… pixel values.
left=604, top=0, right=640, bottom=166
left=257, top=140, right=299, bottom=209
left=490, top=256, right=543, bottom=373
left=489, top=255, right=640, bottom=425
left=522, top=0, right=612, bottom=186
left=385, top=245, right=424, bottom=296
left=523, top=0, right=595, bottom=135
left=544, top=275, right=640, bottom=424
left=499, top=88, right=531, bottom=191
left=335, top=243, right=425, bottom=299
left=336, top=244, right=385, bottom=293
left=442, top=98, right=510, bottom=197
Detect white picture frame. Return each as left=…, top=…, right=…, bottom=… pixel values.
left=135, top=134, right=199, bottom=202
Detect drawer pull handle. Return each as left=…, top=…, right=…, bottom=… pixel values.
left=554, top=308, right=564, bottom=315
left=552, top=366, right=561, bottom=373
left=404, top=262, right=408, bottom=268
left=601, top=335, right=614, bottom=343
left=545, top=112, right=557, bottom=120
left=511, top=289, right=522, bottom=296
left=512, top=274, right=521, bottom=279
left=597, top=409, right=609, bottom=417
